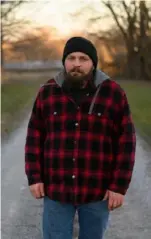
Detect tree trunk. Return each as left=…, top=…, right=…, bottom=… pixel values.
left=1, top=26, right=4, bottom=67
left=125, top=37, right=138, bottom=79
left=139, top=1, right=150, bottom=81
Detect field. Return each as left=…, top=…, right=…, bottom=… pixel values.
left=118, top=80, right=151, bottom=144
left=1, top=73, right=151, bottom=144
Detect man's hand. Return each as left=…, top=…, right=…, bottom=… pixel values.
left=103, top=190, right=124, bottom=211
left=29, top=183, right=45, bottom=199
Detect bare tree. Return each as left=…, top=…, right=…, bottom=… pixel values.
left=4, top=27, right=61, bottom=62
left=71, top=0, right=151, bottom=80
left=1, top=0, right=23, bottom=19
left=139, top=1, right=151, bottom=80
left=1, top=0, right=28, bottom=65
left=102, top=1, right=151, bottom=80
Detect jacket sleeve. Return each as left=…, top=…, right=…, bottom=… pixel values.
left=25, top=89, right=45, bottom=186
left=109, top=90, right=136, bottom=195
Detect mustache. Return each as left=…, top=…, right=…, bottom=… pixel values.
left=70, top=67, right=84, bottom=73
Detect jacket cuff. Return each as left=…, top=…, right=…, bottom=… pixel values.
left=27, top=176, right=43, bottom=186
left=108, top=185, right=127, bottom=195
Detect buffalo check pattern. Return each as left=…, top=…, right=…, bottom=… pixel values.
left=25, top=78, right=136, bottom=205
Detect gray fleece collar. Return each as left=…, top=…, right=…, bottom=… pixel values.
left=94, top=69, right=110, bottom=86
left=54, top=69, right=110, bottom=87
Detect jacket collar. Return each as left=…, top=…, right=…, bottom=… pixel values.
left=54, top=69, right=110, bottom=88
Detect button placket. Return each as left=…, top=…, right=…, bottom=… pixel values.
left=72, top=110, right=80, bottom=195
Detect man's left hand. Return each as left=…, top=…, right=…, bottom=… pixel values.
left=103, top=190, right=124, bottom=211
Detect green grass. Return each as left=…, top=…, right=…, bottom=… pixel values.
left=1, top=70, right=57, bottom=141
left=118, top=80, right=151, bottom=144
left=1, top=79, right=45, bottom=140
left=1, top=76, right=151, bottom=145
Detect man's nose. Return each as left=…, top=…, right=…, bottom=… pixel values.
left=73, top=58, right=81, bottom=67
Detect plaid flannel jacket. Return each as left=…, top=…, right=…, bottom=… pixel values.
left=25, top=70, right=136, bottom=205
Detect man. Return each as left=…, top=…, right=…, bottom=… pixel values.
left=25, top=37, right=136, bottom=239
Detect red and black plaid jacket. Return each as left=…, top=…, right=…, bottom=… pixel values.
left=25, top=70, right=136, bottom=205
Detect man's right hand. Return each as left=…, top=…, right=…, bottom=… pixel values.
left=29, top=183, right=45, bottom=199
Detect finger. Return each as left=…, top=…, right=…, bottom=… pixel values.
left=116, top=198, right=123, bottom=208
left=36, top=185, right=42, bottom=198
left=108, top=195, right=114, bottom=211
left=113, top=197, right=124, bottom=209
left=30, top=187, right=36, bottom=198
left=31, top=189, right=38, bottom=198
left=103, top=191, right=108, bottom=201
left=33, top=186, right=41, bottom=199
left=40, top=184, right=45, bottom=197
left=112, top=199, right=119, bottom=210
left=120, top=197, right=124, bottom=206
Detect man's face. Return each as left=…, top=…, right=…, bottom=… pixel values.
left=64, top=52, right=94, bottom=82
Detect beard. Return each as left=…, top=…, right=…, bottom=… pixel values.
left=63, top=67, right=94, bottom=90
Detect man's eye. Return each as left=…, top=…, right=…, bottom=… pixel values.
left=68, top=56, right=74, bottom=60
left=80, top=57, right=88, bottom=61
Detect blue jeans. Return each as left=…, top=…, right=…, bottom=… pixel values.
left=43, top=196, right=110, bottom=239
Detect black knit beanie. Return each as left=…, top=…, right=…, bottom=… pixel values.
left=62, top=37, right=98, bottom=69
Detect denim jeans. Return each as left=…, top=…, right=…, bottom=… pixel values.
left=43, top=196, right=109, bottom=239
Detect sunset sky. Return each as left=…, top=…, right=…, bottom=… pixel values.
left=15, top=0, right=114, bottom=38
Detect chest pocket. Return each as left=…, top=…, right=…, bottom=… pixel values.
left=45, top=110, right=65, bottom=132
left=79, top=110, right=109, bottom=135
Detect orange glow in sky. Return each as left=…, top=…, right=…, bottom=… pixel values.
left=16, top=0, right=112, bottom=38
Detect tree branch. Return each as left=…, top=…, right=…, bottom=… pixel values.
left=1, top=0, right=24, bottom=19
left=122, top=1, right=131, bottom=20
left=102, top=1, right=128, bottom=41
